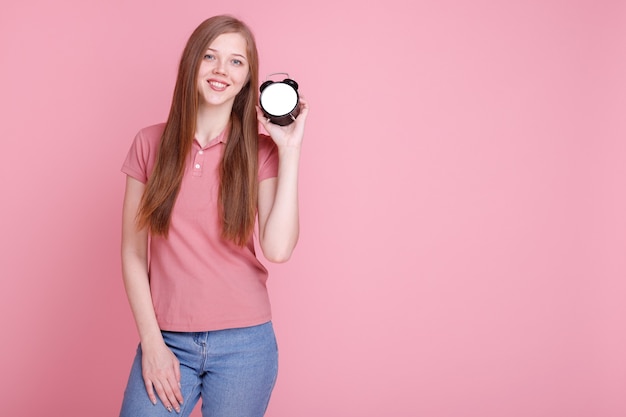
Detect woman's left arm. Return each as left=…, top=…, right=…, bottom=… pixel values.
left=256, top=98, right=309, bottom=263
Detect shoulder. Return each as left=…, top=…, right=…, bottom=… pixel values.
left=135, top=123, right=166, bottom=147
left=122, top=123, right=166, bottom=182
left=258, top=133, right=277, bottom=157
left=257, top=134, right=279, bottom=180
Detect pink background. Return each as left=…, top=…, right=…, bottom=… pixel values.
left=1, top=0, right=625, bottom=416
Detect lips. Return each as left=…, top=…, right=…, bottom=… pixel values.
left=208, top=79, right=228, bottom=91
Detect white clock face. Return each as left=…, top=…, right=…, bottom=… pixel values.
left=260, top=83, right=298, bottom=116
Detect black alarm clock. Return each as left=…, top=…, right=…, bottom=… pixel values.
left=259, top=73, right=301, bottom=126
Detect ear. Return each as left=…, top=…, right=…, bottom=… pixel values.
left=260, top=80, right=273, bottom=92
left=283, top=78, right=299, bottom=90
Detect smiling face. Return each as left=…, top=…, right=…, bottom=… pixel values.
left=197, top=32, right=250, bottom=110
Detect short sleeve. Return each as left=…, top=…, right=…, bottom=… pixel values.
left=121, top=124, right=164, bottom=183
left=258, top=134, right=278, bottom=181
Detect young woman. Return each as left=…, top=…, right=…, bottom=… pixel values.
left=119, top=15, right=308, bottom=417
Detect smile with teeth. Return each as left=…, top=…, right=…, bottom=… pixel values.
left=208, top=80, right=228, bottom=90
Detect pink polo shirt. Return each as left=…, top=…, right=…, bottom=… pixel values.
left=122, top=123, right=278, bottom=331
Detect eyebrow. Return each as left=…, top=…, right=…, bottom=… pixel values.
left=205, top=48, right=247, bottom=60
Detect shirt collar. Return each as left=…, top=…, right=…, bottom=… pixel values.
left=195, top=122, right=230, bottom=149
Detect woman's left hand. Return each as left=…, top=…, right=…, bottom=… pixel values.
left=257, top=97, right=309, bottom=149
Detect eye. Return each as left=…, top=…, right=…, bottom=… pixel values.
left=232, top=59, right=243, bottom=66
left=203, top=54, right=215, bottom=60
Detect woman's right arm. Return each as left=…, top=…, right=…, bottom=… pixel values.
left=121, top=176, right=183, bottom=413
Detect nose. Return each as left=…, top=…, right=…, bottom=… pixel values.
left=213, top=59, right=226, bottom=75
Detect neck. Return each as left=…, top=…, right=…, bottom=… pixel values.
left=195, top=103, right=232, bottom=147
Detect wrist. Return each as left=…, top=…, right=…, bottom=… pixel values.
left=278, top=144, right=302, bottom=158
left=139, top=330, right=165, bottom=349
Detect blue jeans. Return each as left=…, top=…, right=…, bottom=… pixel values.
left=119, top=322, right=279, bottom=417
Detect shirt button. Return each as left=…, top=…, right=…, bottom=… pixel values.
left=198, top=150, right=204, bottom=155
left=195, top=164, right=201, bottom=169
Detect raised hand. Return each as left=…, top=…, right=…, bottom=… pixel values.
left=257, top=97, right=310, bottom=149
